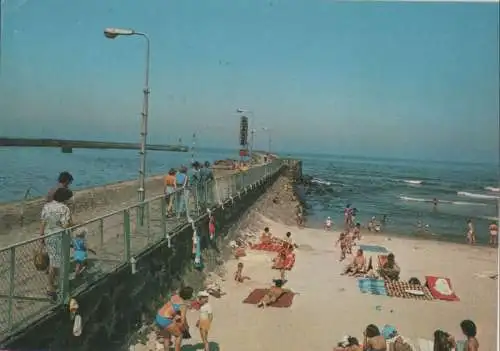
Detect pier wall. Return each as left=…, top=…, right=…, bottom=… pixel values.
left=1, top=162, right=297, bottom=351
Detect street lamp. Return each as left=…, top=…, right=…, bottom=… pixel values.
left=236, top=108, right=255, bottom=164
left=261, top=127, right=272, bottom=154
left=104, top=27, right=151, bottom=212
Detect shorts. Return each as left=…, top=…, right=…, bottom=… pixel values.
left=198, top=318, right=211, bottom=332
left=156, top=314, right=173, bottom=329
left=73, top=250, right=87, bottom=264
left=490, top=231, right=498, bottom=236
left=165, top=186, right=175, bottom=195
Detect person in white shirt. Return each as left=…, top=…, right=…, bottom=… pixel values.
left=324, top=216, right=333, bottom=231
left=196, top=291, right=213, bottom=351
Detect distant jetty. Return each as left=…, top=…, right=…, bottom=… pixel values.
left=0, top=137, right=189, bottom=153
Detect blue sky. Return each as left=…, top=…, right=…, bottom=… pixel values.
left=0, top=0, right=498, bottom=163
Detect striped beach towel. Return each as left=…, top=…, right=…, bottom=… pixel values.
left=359, top=244, right=389, bottom=253
left=357, top=278, right=387, bottom=295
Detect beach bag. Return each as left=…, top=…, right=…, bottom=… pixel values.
left=33, top=248, right=49, bottom=271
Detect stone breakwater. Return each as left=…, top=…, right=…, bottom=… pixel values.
left=2, top=162, right=302, bottom=351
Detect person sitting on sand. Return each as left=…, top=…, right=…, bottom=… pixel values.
left=234, top=262, right=251, bottom=283
left=378, top=253, right=400, bottom=281
left=257, top=279, right=288, bottom=308
left=363, top=324, right=387, bottom=351
left=260, top=227, right=273, bottom=244
left=460, top=319, right=479, bottom=351
left=341, top=249, right=366, bottom=276
left=433, top=330, right=456, bottom=351
left=325, top=216, right=333, bottom=231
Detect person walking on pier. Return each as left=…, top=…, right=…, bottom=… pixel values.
left=199, top=161, right=214, bottom=206
left=175, top=167, right=188, bottom=219
left=47, top=171, right=73, bottom=202
left=187, top=162, right=201, bottom=216
left=40, top=187, right=74, bottom=300
left=164, top=168, right=177, bottom=217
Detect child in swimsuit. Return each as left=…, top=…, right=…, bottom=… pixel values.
left=489, top=222, right=498, bottom=246
left=196, top=291, right=213, bottom=351
left=325, top=216, right=333, bottom=231
left=72, top=228, right=96, bottom=277
left=234, top=262, right=251, bottom=283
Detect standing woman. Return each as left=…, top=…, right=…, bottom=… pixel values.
left=164, top=168, right=177, bottom=217
left=156, top=286, right=194, bottom=351
left=175, top=167, right=188, bottom=219
left=40, top=187, right=74, bottom=300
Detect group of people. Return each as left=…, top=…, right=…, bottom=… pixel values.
left=336, top=320, right=479, bottom=351
left=38, top=171, right=96, bottom=299
left=163, top=161, right=214, bottom=219
left=155, top=286, right=214, bottom=351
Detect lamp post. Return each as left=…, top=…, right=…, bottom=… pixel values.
left=262, top=127, right=272, bottom=154
left=104, top=28, right=150, bottom=217
left=236, top=108, right=254, bottom=164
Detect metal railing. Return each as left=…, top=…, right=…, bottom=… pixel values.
left=0, top=159, right=285, bottom=338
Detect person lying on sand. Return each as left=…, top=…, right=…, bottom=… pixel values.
left=234, top=262, right=251, bottom=283
left=363, top=324, right=387, bottom=351
left=335, top=336, right=362, bottom=351
left=341, top=249, right=366, bottom=276
left=378, top=253, right=400, bottom=281
left=257, top=279, right=288, bottom=308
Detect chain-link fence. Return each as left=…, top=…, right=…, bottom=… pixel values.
left=0, top=159, right=287, bottom=338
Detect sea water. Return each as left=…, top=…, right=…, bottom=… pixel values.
left=1, top=148, right=498, bottom=244
left=298, top=153, right=498, bottom=244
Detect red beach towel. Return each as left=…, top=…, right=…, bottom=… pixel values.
left=251, top=242, right=282, bottom=252
left=242, top=288, right=295, bottom=308
left=425, top=276, right=460, bottom=301
left=272, top=252, right=296, bottom=270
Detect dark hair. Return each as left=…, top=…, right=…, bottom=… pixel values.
left=178, top=286, right=194, bottom=300
left=53, top=188, right=73, bottom=203
left=264, top=227, right=269, bottom=232
left=168, top=168, right=176, bottom=175
left=357, top=249, right=363, bottom=255
left=365, top=324, right=380, bottom=338
left=237, top=262, right=243, bottom=267
left=273, top=279, right=284, bottom=288
left=192, top=161, right=200, bottom=168
left=347, top=337, right=359, bottom=346
left=180, top=166, right=187, bottom=174
left=204, top=161, right=210, bottom=167
left=433, top=330, right=453, bottom=351
left=387, top=253, right=395, bottom=261
left=408, top=277, right=421, bottom=285
left=286, top=232, right=291, bottom=237
left=58, top=171, right=73, bottom=184
left=356, top=223, right=361, bottom=227
left=460, top=320, right=477, bottom=338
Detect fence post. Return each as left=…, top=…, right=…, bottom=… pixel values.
left=7, top=247, right=15, bottom=330
left=60, top=230, right=71, bottom=304
left=146, top=201, right=151, bottom=241
left=160, top=196, right=167, bottom=238
left=99, top=218, right=104, bottom=248
left=123, top=210, right=131, bottom=262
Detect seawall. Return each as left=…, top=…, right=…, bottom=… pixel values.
left=1, top=159, right=302, bottom=350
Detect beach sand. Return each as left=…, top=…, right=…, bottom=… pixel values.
left=177, top=218, right=498, bottom=351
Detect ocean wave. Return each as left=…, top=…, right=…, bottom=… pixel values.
left=401, top=179, right=423, bottom=185
left=311, top=178, right=331, bottom=186
left=484, top=186, right=500, bottom=192
left=457, top=191, right=499, bottom=200
left=399, top=196, right=487, bottom=206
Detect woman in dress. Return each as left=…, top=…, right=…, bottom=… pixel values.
left=39, top=187, right=74, bottom=300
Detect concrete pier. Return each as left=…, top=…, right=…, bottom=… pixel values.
left=0, top=137, right=189, bottom=153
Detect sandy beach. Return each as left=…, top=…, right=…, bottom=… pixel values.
left=177, top=218, right=498, bottom=350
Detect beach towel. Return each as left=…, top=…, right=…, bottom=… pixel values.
left=425, top=276, right=460, bottom=301
left=385, top=281, right=434, bottom=301
left=357, top=278, right=387, bottom=295
left=242, top=288, right=295, bottom=308
left=250, top=242, right=283, bottom=252
left=359, top=244, right=389, bottom=253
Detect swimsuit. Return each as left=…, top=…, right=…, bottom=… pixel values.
left=73, top=238, right=88, bottom=263
left=156, top=302, right=182, bottom=329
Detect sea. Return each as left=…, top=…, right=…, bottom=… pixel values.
left=1, top=147, right=499, bottom=244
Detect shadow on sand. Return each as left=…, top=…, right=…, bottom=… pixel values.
left=181, top=341, right=220, bottom=350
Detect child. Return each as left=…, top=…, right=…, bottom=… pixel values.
left=335, top=232, right=348, bottom=261
left=208, top=215, right=216, bottom=240
left=72, top=228, right=96, bottom=276
left=234, top=262, right=251, bottom=283
left=353, top=223, right=361, bottom=240
left=324, top=216, right=333, bottom=231
left=196, top=291, right=213, bottom=351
